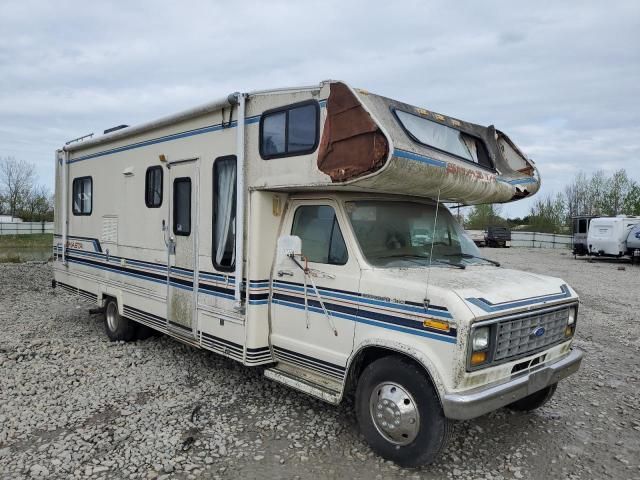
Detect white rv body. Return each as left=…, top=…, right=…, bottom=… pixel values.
left=587, top=216, right=640, bottom=257
left=53, top=80, right=581, bottom=466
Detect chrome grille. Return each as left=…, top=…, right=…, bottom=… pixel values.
left=494, top=307, right=569, bottom=361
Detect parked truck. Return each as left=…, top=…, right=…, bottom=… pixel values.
left=485, top=225, right=511, bottom=248
left=53, top=80, right=582, bottom=467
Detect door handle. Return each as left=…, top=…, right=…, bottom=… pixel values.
left=277, top=270, right=294, bottom=277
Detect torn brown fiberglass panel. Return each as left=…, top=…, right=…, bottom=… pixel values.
left=317, top=82, right=389, bottom=182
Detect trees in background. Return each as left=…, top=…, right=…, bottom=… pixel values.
left=0, top=157, right=53, bottom=221
left=465, top=169, right=640, bottom=233
left=465, top=204, right=508, bottom=229
left=564, top=168, right=636, bottom=217
left=527, top=193, right=567, bottom=233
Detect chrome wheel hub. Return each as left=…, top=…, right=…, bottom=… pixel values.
left=106, top=303, right=118, bottom=332
left=369, top=382, right=420, bottom=446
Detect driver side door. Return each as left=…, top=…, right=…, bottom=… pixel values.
left=270, top=199, right=359, bottom=380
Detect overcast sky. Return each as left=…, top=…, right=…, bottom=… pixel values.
left=1, top=0, right=638, bottom=217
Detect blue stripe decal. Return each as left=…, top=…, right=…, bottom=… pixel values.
left=69, top=122, right=236, bottom=163
left=273, top=299, right=456, bottom=344
left=62, top=246, right=454, bottom=340
left=497, top=176, right=537, bottom=185
left=67, top=257, right=167, bottom=285
left=465, top=285, right=571, bottom=312
left=68, top=102, right=327, bottom=164
left=393, top=149, right=447, bottom=168
left=274, top=281, right=452, bottom=319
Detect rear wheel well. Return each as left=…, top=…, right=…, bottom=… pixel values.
left=345, top=346, right=436, bottom=398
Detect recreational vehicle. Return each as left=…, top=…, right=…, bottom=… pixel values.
left=587, top=216, right=640, bottom=257
left=627, top=224, right=640, bottom=264
left=53, top=80, right=582, bottom=467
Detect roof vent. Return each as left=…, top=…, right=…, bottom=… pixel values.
left=103, top=124, right=129, bottom=135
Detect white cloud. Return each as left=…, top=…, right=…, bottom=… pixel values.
left=0, top=0, right=639, bottom=210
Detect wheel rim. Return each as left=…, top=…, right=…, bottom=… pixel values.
left=369, top=382, right=420, bottom=446
left=106, top=302, right=118, bottom=332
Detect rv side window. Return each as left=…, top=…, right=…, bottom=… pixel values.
left=213, top=156, right=237, bottom=271
left=173, top=177, right=191, bottom=236
left=291, top=205, right=348, bottom=265
left=72, top=176, right=92, bottom=215
left=145, top=166, right=163, bottom=208
left=260, top=101, right=319, bottom=159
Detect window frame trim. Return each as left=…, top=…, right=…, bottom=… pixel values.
left=144, top=165, right=164, bottom=208
left=71, top=176, right=93, bottom=216
left=212, top=155, right=237, bottom=272
left=259, top=99, right=320, bottom=160
left=172, top=176, right=192, bottom=236
left=391, top=107, right=496, bottom=173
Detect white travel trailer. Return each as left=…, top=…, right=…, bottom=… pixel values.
left=53, top=80, right=582, bottom=467
left=587, top=216, right=640, bottom=257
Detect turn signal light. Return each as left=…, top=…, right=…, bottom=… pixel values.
left=423, top=319, right=450, bottom=331
left=471, top=351, right=487, bottom=365
left=565, top=326, right=575, bottom=337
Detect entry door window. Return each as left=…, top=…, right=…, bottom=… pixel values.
left=173, top=177, right=191, bottom=236
left=213, top=156, right=237, bottom=270
left=291, top=205, right=348, bottom=265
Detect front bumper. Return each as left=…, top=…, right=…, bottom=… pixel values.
left=441, top=348, right=583, bottom=420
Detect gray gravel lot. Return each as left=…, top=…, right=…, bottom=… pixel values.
left=1, top=249, right=639, bottom=479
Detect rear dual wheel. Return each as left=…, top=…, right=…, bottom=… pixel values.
left=104, top=298, right=155, bottom=341
left=355, top=356, right=450, bottom=468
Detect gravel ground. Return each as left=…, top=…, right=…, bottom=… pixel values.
left=1, top=249, right=639, bottom=480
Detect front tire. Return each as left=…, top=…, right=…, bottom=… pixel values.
left=355, top=355, right=450, bottom=467
left=507, top=383, right=557, bottom=412
left=104, top=298, right=136, bottom=342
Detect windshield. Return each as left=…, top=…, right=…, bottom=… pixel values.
left=345, top=200, right=485, bottom=268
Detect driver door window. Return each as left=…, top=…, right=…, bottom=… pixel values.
left=291, top=205, right=348, bottom=265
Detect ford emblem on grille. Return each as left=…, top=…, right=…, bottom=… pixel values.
left=531, top=326, right=546, bottom=338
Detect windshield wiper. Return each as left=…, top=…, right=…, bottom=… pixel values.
left=446, top=253, right=501, bottom=267
left=377, top=254, right=466, bottom=269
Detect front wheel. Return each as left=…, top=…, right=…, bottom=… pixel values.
left=355, top=356, right=450, bottom=467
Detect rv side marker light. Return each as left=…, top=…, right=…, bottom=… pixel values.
left=423, top=319, right=450, bottom=332
left=159, top=154, right=167, bottom=163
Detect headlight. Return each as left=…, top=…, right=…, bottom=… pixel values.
left=471, top=327, right=490, bottom=351
left=567, top=307, right=577, bottom=325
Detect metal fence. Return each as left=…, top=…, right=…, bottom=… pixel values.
left=511, top=231, right=572, bottom=249
left=0, top=222, right=54, bottom=235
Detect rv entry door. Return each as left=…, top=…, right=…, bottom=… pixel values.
left=166, top=158, right=200, bottom=338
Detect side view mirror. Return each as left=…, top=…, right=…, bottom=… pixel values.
left=276, top=235, right=302, bottom=267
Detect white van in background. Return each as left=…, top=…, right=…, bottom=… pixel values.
left=587, top=216, right=640, bottom=257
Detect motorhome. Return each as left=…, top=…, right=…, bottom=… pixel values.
left=587, top=216, right=640, bottom=257
left=53, top=80, right=582, bottom=467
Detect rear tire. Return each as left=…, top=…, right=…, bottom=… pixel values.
left=104, top=298, right=136, bottom=342
left=355, top=355, right=450, bottom=467
left=507, top=383, right=557, bottom=412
